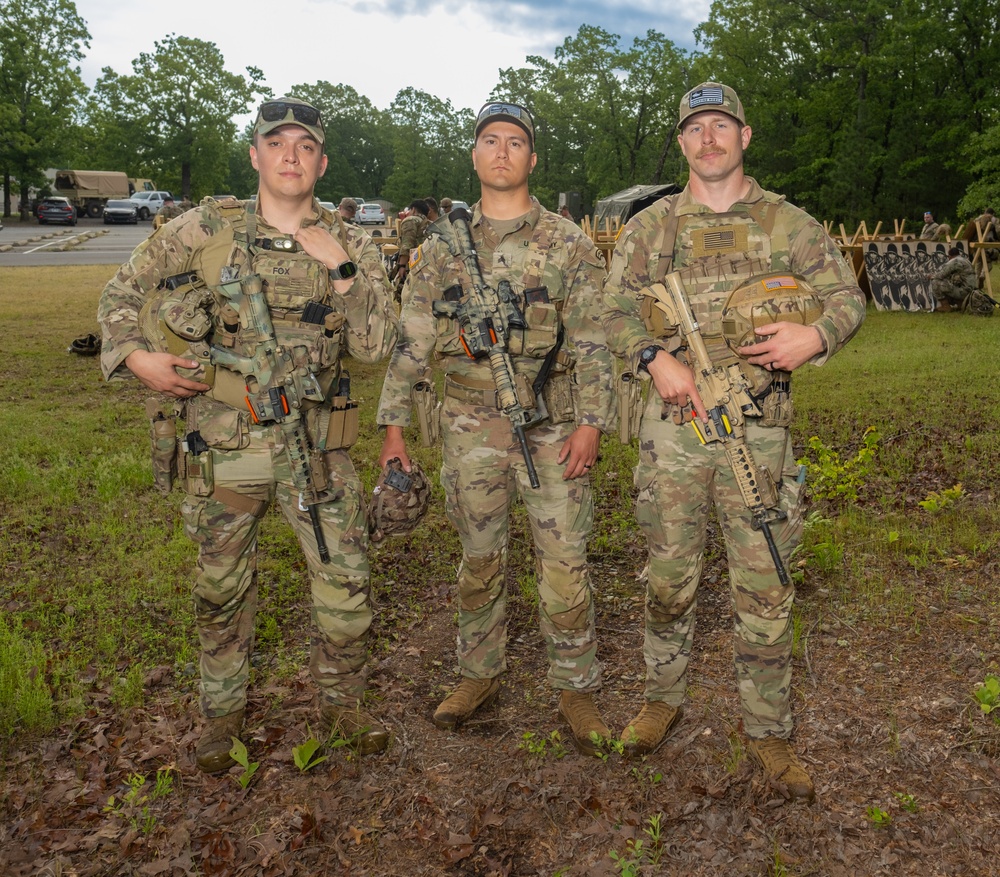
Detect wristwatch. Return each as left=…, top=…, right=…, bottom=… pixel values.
left=328, top=260, right=358, bottom=281
left=637, top=344, right=665, bottom=373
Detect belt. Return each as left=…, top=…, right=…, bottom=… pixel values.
left=444, top=374, right=501, bottom=409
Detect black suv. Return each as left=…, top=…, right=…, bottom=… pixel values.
left=37, top=197, right=77, bottom=225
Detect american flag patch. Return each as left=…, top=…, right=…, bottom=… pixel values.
left=763, top=276, right=796, bottom=290
left=688, top=86, right=725, bottom=109
left=702, top=229, right=736, bottom=250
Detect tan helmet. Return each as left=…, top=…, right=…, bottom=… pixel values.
left=367, top=458, right=431, bottom=543
left=137, top=278, right=216, bottom=383
left=721, top=272, right=823, bottom=353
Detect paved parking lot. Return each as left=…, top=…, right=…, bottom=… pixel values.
left=0, top=217, right=148, bottom=267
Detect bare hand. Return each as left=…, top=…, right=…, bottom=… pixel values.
left=557, top=425, right=601, bottom=480
left=126, top=349, right=211, bottom=398
left=738, top=322, right=825, bottom=372
left=379, top=425, right=411, bottom=470
left=646, top=350, right=707, bottom=421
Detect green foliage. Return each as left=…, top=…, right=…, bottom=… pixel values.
left=292, top=736, right=329, bottom=772
left=517, top=729, right=568, bottom=762
left=894, top=791, right=919, bottom=813
left=973, top=675, right=1000, bottom=722
left=609, top=813, right=665, bottom=875
left=0, top=617, right=55, bottom=736
left=798, top=427, right=880, bottom=502
left=228, top=738, right=259, bottom=789
left=865, top=805, right=892, bottom=827
left=918, top=483, right=964, bottom=513
left=103, top=768, right=175, bottom=834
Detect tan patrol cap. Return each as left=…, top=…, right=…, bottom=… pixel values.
left=253, top=96, right=325, bottom=145
left=678, top=82, right=746, bottom=129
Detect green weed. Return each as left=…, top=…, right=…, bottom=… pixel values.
left=103, top=767, right=175, bottom=834
left=229, top=738, right=260, bottom=788
left=518, top=729, right=568, bottom=762
left=798, top=426, right=880, bottom=502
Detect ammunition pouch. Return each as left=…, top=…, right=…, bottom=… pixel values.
left=541, top=371, right=576, bottom=425
left=411, top=380, right=441, bottom=447
left=617, top=371, right=644, bottom=444
left=758, top=377, right=793, bottom=428
left=322, top=396, right=359, bottom=450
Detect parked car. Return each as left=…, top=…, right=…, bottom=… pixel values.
left=129, top=190, right=173, bottom=220
left=103, top=199, right=138, bottom=224
left=37, top=196, right=77, bottom=226
left=449, top=200, right=471, bottom=214
left=357, top=203, right=386, bottom=225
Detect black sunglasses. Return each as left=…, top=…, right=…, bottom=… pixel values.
left=258, top=101, right=322, bottom=127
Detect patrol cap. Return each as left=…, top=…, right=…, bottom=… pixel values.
left=253, top=96, right=325, bottom=145
left=678, top=82, right=746, bottom=129
left=474, top=101, right=535, bottom=149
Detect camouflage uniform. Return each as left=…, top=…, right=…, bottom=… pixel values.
left=98, top=198, right=398, bottom=717
left=159, top=203, right=185, bottom=221
left=920, top=220, right=941, bottom=241
left=602, top=179, right=865, bottom=738
left=396, top=213, right=429, bottom=271
left=377, top=198, right=615, bottom=690
left=931, top=253, right=978, bottom=305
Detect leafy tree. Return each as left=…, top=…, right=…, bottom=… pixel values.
left=284, top=81, right=393, bottom=203
left=87, top=34, right=265, bottom=201
left=383, top=88, right=475, bottom=209
left=0, top=0, right=89, bottom=217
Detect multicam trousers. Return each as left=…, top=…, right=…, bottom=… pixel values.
left=181, top=425, right=371, bottom=717
left=439, top=395, right=602, bottom=692
left=634, top=410, right=806, bottom=738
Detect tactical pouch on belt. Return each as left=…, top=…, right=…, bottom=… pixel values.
left=324, top=396, right=359, bottom=450
left=617, top=371, right=644, bottom=443
left=411, top=380, right=441, bottom=447
left=759, top=377, right=794, bottom=428
left=145, top=398, right=181, bottom=494
left=541, top=372, right=575, bottom=425
left=182, top=430, right=214, bottom=497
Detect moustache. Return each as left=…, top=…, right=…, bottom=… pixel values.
left=696, top=146, right=728, bottom=159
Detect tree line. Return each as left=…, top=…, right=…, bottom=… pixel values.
left=2, top=0, right=998, bottom=225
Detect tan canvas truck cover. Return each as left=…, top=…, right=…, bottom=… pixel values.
left=55, top=171, right=130, bottom=198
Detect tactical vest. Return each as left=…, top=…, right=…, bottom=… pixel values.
left=641, top=193, right=786, bottom=391
left=432, top=211, right=569, bottom=367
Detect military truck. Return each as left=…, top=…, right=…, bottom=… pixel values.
left=53, top=170, right=131, bottom=218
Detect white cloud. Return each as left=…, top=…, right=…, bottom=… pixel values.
left=74, top=0, right=711, bottom=115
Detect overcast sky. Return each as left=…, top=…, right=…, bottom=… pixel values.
left=74, top=0, right=712, bottom=117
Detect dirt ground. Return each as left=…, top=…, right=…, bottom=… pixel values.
left=3, top=506, right=999, bottom=877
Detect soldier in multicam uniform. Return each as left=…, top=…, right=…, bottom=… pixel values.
left=98, top=97, right=398, bottom=772
left=158, top=196, right=185, bottom=221
left=930, top=246, right=979, bottom=310
left=392, top=199, right=430, bottom=295
left=376, top=101, right=616, bottom=755
left=920, top=211, right=942, bottom=241
left=602, top=82, right=865, bottom=800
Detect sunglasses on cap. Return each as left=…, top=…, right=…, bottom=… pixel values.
left=476, top=102, right=533, bottom=126
left=257, top=101, right=322, bottom=127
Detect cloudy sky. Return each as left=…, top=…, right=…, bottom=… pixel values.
left=74, top=0, right=712, bottom=115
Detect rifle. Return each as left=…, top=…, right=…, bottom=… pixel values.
left=643, top=272, right=790, bottom=586
left=431, top=208, right=544, bottom=487
left=209, top=269, right=333, bottom=563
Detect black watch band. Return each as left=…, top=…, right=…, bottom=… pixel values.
left=328, top=260, right=358, bottom=281
left=637, top=344, right=664, bottom=373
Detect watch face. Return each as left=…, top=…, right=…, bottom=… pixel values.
left=331, top=260, right=358, bottom=280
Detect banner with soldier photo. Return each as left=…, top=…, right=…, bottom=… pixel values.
left=863, top=240, right=966, bottom=311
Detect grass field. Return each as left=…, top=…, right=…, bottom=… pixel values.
left=1, top=264, right=999, bottom=875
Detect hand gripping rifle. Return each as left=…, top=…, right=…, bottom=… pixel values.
left=431, top=208, right=544, bottom=487
left=209, top=270, right=332, bottom=562
left=643, top=273, right=790, bottom=586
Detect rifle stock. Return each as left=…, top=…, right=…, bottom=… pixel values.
left=645, top=273, right=790, bottom=586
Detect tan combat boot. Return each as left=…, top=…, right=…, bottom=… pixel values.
left=432, top=677, right=501, bottom=730
left=195, top=709, right=245, bottom=773
left=619, top=701, right=681, bottom=757
left=748, top=736, right=815, bottom=803
left=320, top=703, right=390, bottom=755
left=558, top=690, right=611, bottom=757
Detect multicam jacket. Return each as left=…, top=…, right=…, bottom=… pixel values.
left=601, top=178, right=866, bottom=383
left=99, top=197, right=398, bottom=384
left=377, top=197, right=615, bottom=433
left=396, top=213, right=430, bottom=267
